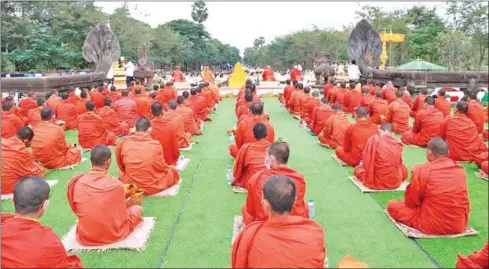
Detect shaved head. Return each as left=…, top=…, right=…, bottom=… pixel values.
left=312, top=91, right=320, bottom=97
left=362, top=87, right=369, bottom=94
left=395, top=90, right=403, bottom=98
left=380, top=123, right=394, bottom=133
left=177, top=96, right=186, bottom=105
left=13, top=176, right=50, bottom=215
left=168, top=100, right=177, bottom=110
left=376, top=91, right=383, bottom=98
left=245, top=91, right=253, bottom=102
left=36, top=97, right=45, bottom=106
left=90, top=145, right=112, bottom=166
left=424, top=96, right=435, bottom=106
left=85, top=101, right=95, bottom=111
left=267, top=142, right=290, bottom=164
left=321, top=98, right=329, bottom=104
left=332, top=103, right=342, bottom=111
left=456, top=101, right=468, bottom=114
left=40, top=107, right=54, bottom=121
left=253, top=123, right=268, bottom=139
left=16, top=127, right=34, bottom=141
left=355, top=106, right=368, bottom=118
left=250, top=102, right=264, bottom=115
left=2, top=101, right=13, bottom=111
left=151, top=102, right=163, bottom=116
left=304, top=86, right=311, bottom=94
left=263, top=175, right=296, bottom=215
left=428, top=137, right=449, bottom=157
left=60, top=91, right=69, bottom=100
left=135, top=117, right=151, bottom=132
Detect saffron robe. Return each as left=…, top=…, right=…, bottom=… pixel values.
left=299, top=93, right=313, bottom=119
left=19, top=97, right=37, bottom=118
left=75, top=98, right=88, bottom=115
left=229, top=115, right=275, bottom=158
left=332, top=88, right=348, bottom=105
left=335, top=119, right=379, bottom=166
left=435, top=96, right=451, bottom=117
left=97, top=106, right=129, bottom=136
left=90, top=90, right=105, bottom=109
left=172, top=70, right=184, bottom=82
left=384, top=87, right=397, bottom=103
left=368, top=98, right=389, bottom=125
left=343, top=90, right=362, bottom=113
left=187, top=95, right=210, bottom=121
left=77, top=112, right=117, bottom=149
left=309, top=106, right=335, bottom=135
left=113, top=97, right=139, bottom=127
left=1, top=111, right=23, bottom=139
left=1, top=214, right=84, bottom=268
left=360, top=94, right=375, bottom=107
left=46, top=95, right=62, bottom=111
left=290, top=69, right=302, bottom=82
left=282, top=85, right=294, bottom=103
left=292, top=91, right=305, bottom=115
left=387, top=157, right=470, bottom=235
left=242, top=166, right=309, bottom=225
left=68, top=91, right=80, bottom=104
left=108, top=92, right=122, bottom=103
left=156, top=87, right=177, bottom=105
left=133, top=95, right=150, bottom=117
left=67, top=169, right=143, bottom=246
left=401, top=107, right=444, bottom=147
left=236, top=102, right=251, bottom=120
left=439, top=114, right=488, bottom=161
left=202, top=87, right=215, bottom=110
left=456, top=242, right=488, bottom=269
left=231, top=215, right=325, bottom=268
left=116, top=133, right=179, bottom=195
left=262, top=68, right=274, bottom=81
left=232, top=140, right=270, bottom=188
left=32, top=122, right=82, bottom=169
left=201, top=70, right=214, bottom=82
left=409, top=94, right=426, bottom=118
left=303, top=98, right=321, bottom=125
left=467, top=100, right=485, bottom=133
left=27, top=107, right=44, bottom=128
left=386, top=99, right=411, bottom=134
left=176, top=105, right=202, bottom=135
left=323, top=83, right=334, bottom=97
left=354, top=133, right=408, bottom=190
left=1, top=137, right=44, bottom=194
left=287, top=90, right=301, bottom=114
left=318, top=112, right=351, bottom=149
left=166, top=111, right=192, bottom=148
left=55, top=100, right=79, bottom=130
left=151, top=116, right=180, bottom=166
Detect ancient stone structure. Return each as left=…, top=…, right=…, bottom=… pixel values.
left=133, top=44, right=155, bottom=86
left=347, top=19, right=382, bottom=74
left=313, top=52, right=336, bottom=85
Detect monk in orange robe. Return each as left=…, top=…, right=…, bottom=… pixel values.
left=19, top=91, right=37, bottom=118
left=242, top=142, right=309, bottom=225
left=116, top=118, right=179, bottom=195
left=77, top=101, right=116, bottom=149
left=2, top=176, right=84, bottom=268
left=467, top=90, right=485, bottom=133
left=229, top=103, right=275, bottom=158
left=201, top=82, right=216, bottom=111
left=232, top=123, right=270, bottom=192
left=439, top=101, right=487, bottom=161
left=402, top=96, right=444, bottom=147
left=236, top=91, right=253, bottom=120
left=359, top=87, right=375, bottom=107
left=90, top=84, right=105, bottom=109
left=354, top=123, right=408, bottom=190
left=31, top=108, right=82, bottom=169
left=236, top=85, right=261, bottom=115
left=318, top=103, right=351, bottom=149
left=343, top=82, right=362, bottom=113
left=2, top=101, right=24, bottom=139
left=435, top=89, right=451, bottom=117
left=108, top=85, right=121, bottom=102
left=262, top=65, right=275, bottom=81
left=132, top=88, right=150, bottom=117
left=337, top=255, right=369, bottom=268
left=187, top=88, right=210, bottom=122
left=113, top=89, right=139, bottom=128
left=176, top=96, right=202, bottom=136
left=331, top=82, right=348, bottom=105
left=129, top=80, right=147, bottom=98
left=292, top=85, right=307, bottom=116
left=323, top=79, right=334, bottom=98
left=287, top=83, right=303, bottom=114
left=201, top=66, right=214, bottom=82
left=309, top=98, right=335, bottom=135
left=172, top=66, right=185, bottom=82
left=402, top=87, right=412, bottom=106
left=409, top=89, right=427, bottom=118
left=289, top=65, right=303, bottom=82
left=387, top=137, right=470, bottom=235
left=27, top=98, right=47, bottom=128
left=97, top=97, right=129, bottom=136
left=285, top=81, right=299, bottom=109
left=150, top=102, right=180, bottom=166
left=456, top=242, right=488, bottom=269
left=281, top=80, right=294, bottom=104
left=232, top=175, right=325, bottom=268
left=46, top=90, right=61, bottom=111
left=303, top=91, right=321, bottom=125
left=68, top=88, right=80, bottom=104
left=298, top=86, right=313, bottom=119
left=75, top=90, right=89, bottom=115
left=67, top=145, right=143, bottom=246
left=210, top=84, right=222, bottom=104
left=55, top=91, right=78, bottom=130
left=336, top=106, right=379, bottom=166
left=368, top=91, right=389, bottom=124
left=166, top=100, right=193, bottom=148
left=385, top=90, right=411, bottom=134
left=383, top=81, right=397, bottom=103
left=1, top=127, right=44, bottom=194
left=156, top=82, right=177, bottom=105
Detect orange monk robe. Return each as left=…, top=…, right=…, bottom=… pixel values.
left=285, top=89, right=297, bottom=110
left=133, top=94, right=150, bottom=117
left=354, top=133, right=408, bottom=190
left=202, top=87, right=215, bottom=110
left=343, top=91, right=353, bottom=112
left=90, top=90, right=105, bottom=109
left=323, top=83, right=334, bottom=97
left=435, top=95, right=451, bottom=117
left=402, top=90, right=412, bottom=106
left=456, top=242, right=488, bottom=269
left=75, top=98, right=89, bottom=115
left=290, top=69, right=302, bottom=82
left=384, top=87, right=397, bottom=103
left=401, top=107, right=444, bottom=147
left=116, top=133, right=179, bottom=195
left=67, top=168, right=143, bottom=246
left=236, top=102, right=251, bottom=120
left=27, top=107, right=43, bottom=128
left=19, top=97, right=37, bottom=118
left=165, top=110, right=192, bottom=148
left=337, top=255, right=369, bottom=268
left=485, top=105, right=488, bottom=123
left=235, top=94, right=261, bottom=115
left=210, top=85, right=222, bottom=103
left=55, top=100, right=78, bottom=130
left=97, top=106, right=129, bottom=136
left=1, top=110, right=24, bottom=139
left=172, top=70, right=184, bottom=82
left=467, top=100, right=485, bottom=133
left=483, top=129, right=488, bottom=141
left=201, top=69, right=214, bottom=82
left=439, top=114, right=488, bottom=161
left=303, top=98, right=321, bottom=125
left=368, top=98, right=389, bottom=125
left=343, top=90, right=362, bottom=114
left=299, top=93, right=313, bottom=119
left=387, top=157, right=470, bottom=234
left=333, top=88, right=348, bottom=105
left=309, top=105, right=335, bottom=135
left=242, top=166, right=309, bottom=225
left=187, top=95, right=210, bottom=121
left=360, top=94, right=375, bottom=107
left=335, top=119, right=379, bottom=166
left=13, top=106, right=29, bottom=126
left=409, top=94, right=426, bottom=118
left=128, top=86, right=147, bottom=98
left=46, top=95, right=62, bottom=111
left=108, top=92, right=122, bottom=103
left=287, top=90, right=300, bottom=113
left=176, top=104, right=202, bottom=135
left=483, top=161, right=489, bottom=175
left=282, top=85, right=295, bottom=104
left=1, top=137, right=44, bottom=194
left=292, top=91, right=305, bottom=115
left=229, top=116, right=275, bottom=158
left=68, top=91, right=80, bottom=104
left=318, top=112, right=351, bottom=149
left=77, top=112, right=116, bottom=149
left=32, top=122, right=82, bottom=169
left=385, top=100, right=411, bottom=134
left=232, top=140, right=269, bottom=188
left=113, top=97, right=139, bottom=127
left=262, top=68, right=274, bottom=81
left=231, top=215, right=325, bottom=268
left=151, top=116, right=180, bottom=166
left=1, top=214, right=84, bottom=268
left=156, top=87, right=177, bottom=104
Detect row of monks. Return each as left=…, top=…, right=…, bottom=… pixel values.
left=226, top=79, right=488, bottom=267
left=1, top=80, right=223, bottom=268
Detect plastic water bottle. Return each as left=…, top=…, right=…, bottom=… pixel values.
left=308, top=199, right=315, bottom=219
left=200, top=121, right=204, bottom=132
left=226, top=165, right=232, bottom=184
left=179, top=155, right=185, bottom=162
left=229, top=133, right=235, bottom=143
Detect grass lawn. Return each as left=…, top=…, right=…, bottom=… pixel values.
left=2, top=98, right=487, bottom=268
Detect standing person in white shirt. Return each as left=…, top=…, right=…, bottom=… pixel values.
left=106, top=65, right=114, bottom=86
left=124, top=59, right=135, bottom=85
left=347, top=60, right=361, bottom=82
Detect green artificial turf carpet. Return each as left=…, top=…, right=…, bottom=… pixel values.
left=2, top=98, right=487, bottom=268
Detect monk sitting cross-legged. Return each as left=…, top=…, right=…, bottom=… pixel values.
left=176, top=96, right=202, bottom=136
left=132, top=88, right=150, bottom=117
left=385, top=90, right=411, bottom=134
left=27, top=98, right=48, bottom=128
left=383, top=81, right=397, bottom=104
left=1, top=176, right=84, bottom=268
left=77, top=101, right=116, bottom=149
left=368, top=91, right=389, bottom=125
left=31, top=108, right=82, bottom=169
left=298, top=86, right=313, bottom=120
left=2, top=100, right=24, bottom=139
left=75, top=90, right=89, bottom=115
left=402, top=96, right=444, bottom=147
left=18, top=91, right=37, bottom=118
left=302, top=91, right=321, bottom=126
left=281, top=79, right=294, bottom=104
left=97, top=97, right=129, bottom=137
left=288, top=83, right=304, bottom=115
left=108, top=85, right=121, bottom=103
left=435, top=89, right=451, bottom=117
left=232, top=123, right=271, bottom=193
left=90, top=84, right=105, bottom=110
left=354, top=123, right=408, bottom=190
left=309, top=98, right=335, bottom=135
left=232, top=175, right=326, bottom=268
left=242, top=141, right=309, bottom=225
left=67, top=145, right=143, bottom=246
left=387, top=137, right=470, bottom=235
left=409, top=89, right=427, bottom=118
left=113, top=89, right=139, bottom=128
left=187, top=88, right=211, bottom=122
left=229, top=102, right=275, bottom=158
left=46, top=90, right=62, bottom=111
left=116, top=117, right=179, bottom=195
left=150, top=102, right=180, bottom=166
left=318, top=104, right=351, bottom=149
left=236, top=90, right=253, bottom=121
left=467, top=90, right=485, bottom=134
left=359, top=87, right=375, bottom=108
left=336, top=106, right=379, bottom=167
left=284, top=81, right=298, bottom=110
left=292, top=85, right=307, bottom=117
left=55, top=91, right=78, bottom=130
left=439, top=101, right=487, bottom=161
left=343, top=82, right=362, bottom=114
left=1, top=127, right=44, bottom=195
left=166, top=100, right=193, bottom=149
left=456, top=242, right=488, bottom=269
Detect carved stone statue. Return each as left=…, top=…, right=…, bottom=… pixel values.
left=133, top=44, right=155, bottom=86
left=313, top=52, right=336, bottom=85
left=347, top=19, right=382, bottom=75
left=82, top=22, right=121, bottom=75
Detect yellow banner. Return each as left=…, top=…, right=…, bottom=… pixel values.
left=380, top=33, right=405, bottom=43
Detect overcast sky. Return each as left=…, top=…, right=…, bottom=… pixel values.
left=95, top=1, right=442, bottom=55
